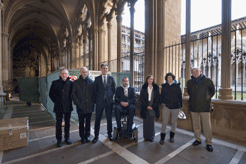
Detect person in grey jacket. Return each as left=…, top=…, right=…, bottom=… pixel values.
left=187, top=67, right=215, bottom=152
left=160, top=73, right=182, bottom=144
left=72, top=67, right=94, bottom=144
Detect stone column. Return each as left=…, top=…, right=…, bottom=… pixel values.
left=67, top=46, right=71, bottom=69
left=144, top=0, right=155, bottom=78
left=93, top=28, right=99, bottom=70
left=116, top=2, right=125, bottom=72
left=88, top=30, right=93, bottom=70
left=183, top=0, right=191, bottom=96
left=129, top=0, right=138, bottom=86
left=0, top=3, right=4, bottom=93
left=2, top=32, right=10, bottom=93
left=71, top=43, right=77, bottom=69
left=79, top=37, right=83, bottom=68
left=219, top=0, right=233, bottom=100
left=0, top=2, right=6, bottom=109
left=107, top=21, right=112, bottom=71
left=83, top=33, right=88, bottom=67
left=59, top=52, right=63, bottom=68
left=116, top=15, right=122, bottom=72
left=75, top=41, right=80, bottom=69
left=157, top=0, right=165, bottom=85
left=98, top=28, right=104, bottom=69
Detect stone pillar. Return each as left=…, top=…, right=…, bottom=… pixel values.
left=59, top=53, right=62, bottom=68
left=0, top=3, right=4, bottom=92
left=2, top=32, right=10, bottom=92
left=116, top=1, right=125, bottom=72
left=107, top=21, right=112, bottom=71
left=219, top=0, right=233, bottom=100
left=157, top=0, right=165, bottom=85
left=116, top=15, right=122, bottom=72
left=0, top=3, right=7, bottom=107
left=88, top=31, right=93, bottom=70
left=129, top=0, right=137, bottom=86
left=83, top=34, right=88, bottom=67
left=67, top=46, right=71, bottom=69
left=98, top=28, right=104, bottom=69
left=144, top=0, right=155, bottom=78
left=183, top=0, right=191, bottom=96
left=79, top=37, right=83, bottom=68
left=71, top=43, right=77, bottom=69
left=93, top=28, right=99, bottom=70
left=75, top=42, right=79, bottom=69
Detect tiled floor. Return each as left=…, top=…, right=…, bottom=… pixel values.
left=0, top=102, right=245, bottom=164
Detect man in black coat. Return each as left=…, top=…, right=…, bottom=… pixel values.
left=93, top=63, right=116, bottom=143
left=187, top=67, right=215, bottom=152
left=49, top=69, right=73, bottom=147
left=114, top=77, right=136, bottom=136
left=72, top=67, right=94, bottom=144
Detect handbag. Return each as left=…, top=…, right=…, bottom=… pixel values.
left=178, top=108, right=186, bottom=119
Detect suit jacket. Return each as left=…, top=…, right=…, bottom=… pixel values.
left=72, top=75, right=95, bottom=114
left=49, top=77, right=73, bottom=113
left=94, top=75, right=116, bottom=105
left=115, top=86, right=136, bottom=106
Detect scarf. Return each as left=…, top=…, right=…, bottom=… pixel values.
left=121, top=84, right=130, bottom=97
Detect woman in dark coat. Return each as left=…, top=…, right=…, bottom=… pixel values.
left=159, top=73, right=182, bottom=144
left=140, top=75, right=160, bottom=142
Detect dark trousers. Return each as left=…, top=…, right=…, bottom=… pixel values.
left=114, top=104, right=135, bottom=130
left=55, top=112, right=71, bottom=141
left=78, top=113, right=92, bottom=139
left=94, top=101, right=113, bottom=137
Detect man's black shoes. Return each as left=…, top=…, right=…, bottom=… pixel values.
left=192, top=140, right=201, bottom=146
left=206, top=145, right=213, bottom=152
left=85, top=137, right=90, bottom=143
left=65, top=139, right=72, bottom=145
left=92, top=137, right=99, bottom=143
left=108, top=135, right=113, bottom=141
left=81, top=138, right=86, bottom=144
left=57, top=140, right=62, bottom=147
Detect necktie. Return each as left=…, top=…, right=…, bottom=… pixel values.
left=104, top=76, right=106, bottom=87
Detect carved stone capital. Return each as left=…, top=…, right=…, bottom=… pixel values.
left=0, top=3, right=3, bottom=10
left=2, top=32, right=9, bottom=37
left=107, top=22, right=112, bottom=29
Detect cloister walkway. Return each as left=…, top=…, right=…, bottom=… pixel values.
left=0, top=101, right=246, bottom=164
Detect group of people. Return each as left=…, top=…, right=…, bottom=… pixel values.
left=139, top=68, right=215, bottom=152
left=49, top=64, right=215, bottom=152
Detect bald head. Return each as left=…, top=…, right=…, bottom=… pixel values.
left=80, top=67, right=88, bottom=79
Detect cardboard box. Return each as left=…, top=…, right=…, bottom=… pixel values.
left=0, top=117, right=29, bottom=151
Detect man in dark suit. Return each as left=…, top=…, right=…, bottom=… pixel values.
left=114, top=77, right=136, bottom=136
left=49, top=69, right=73, bottom=147
left=93, top=63, right=116, bottom=143
left=72, top=67, right=94, bottom=144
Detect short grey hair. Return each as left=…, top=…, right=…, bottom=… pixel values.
left=60, top=68, right=69, bottom=75
left=80, top=67, right=88, bottom=72
left=191, top=67, right=201, bottom=72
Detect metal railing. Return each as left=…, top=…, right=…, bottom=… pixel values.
left=106, top=51, right=145, bottom=92
left=165, top=26, right=246, bottom=100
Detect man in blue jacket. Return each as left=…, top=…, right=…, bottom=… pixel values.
left=93, top=63, right=116, bottom=143
left=49, top=69, right=73, bottom=147
left=114, top=77, right=136, bottom=136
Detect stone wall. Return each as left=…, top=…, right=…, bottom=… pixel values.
left=136, top=95, right=246, bottom=142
